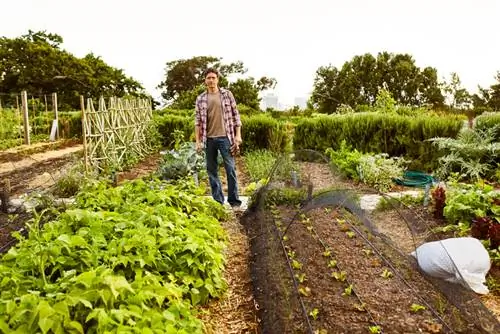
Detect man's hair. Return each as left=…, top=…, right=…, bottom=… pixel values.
left=204, top=67, right=219, bottom=78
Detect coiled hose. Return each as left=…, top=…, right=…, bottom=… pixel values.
left=393, top=170, right=435, bottom=188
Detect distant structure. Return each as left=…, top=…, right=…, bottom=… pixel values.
left=261, top=94, right=279, bottom=110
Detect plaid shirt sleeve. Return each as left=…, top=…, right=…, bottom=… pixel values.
left=194, top=95, right=201, bottom=127
left=227, top=90, right=242, bottom=127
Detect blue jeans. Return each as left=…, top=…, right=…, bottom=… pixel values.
left=205, top=137, right=242, bottom=206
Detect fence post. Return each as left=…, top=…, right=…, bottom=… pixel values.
left=52, top=92, right=59, bottom=140
left=21, top=91, right=30, bottom=145
left=80, top=95, right=89, bottom=172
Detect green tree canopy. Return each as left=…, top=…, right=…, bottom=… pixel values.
left=0, top=30, right=148, bottom=109
left=310, top=52, right=445, bottom=113
left=159, top=56, right=276, bottom=110
left=473, top=71, right=500, bottom=111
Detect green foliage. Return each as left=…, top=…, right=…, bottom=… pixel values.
left=154, top=114, right=194, bottom=148
left=240, top=115, right=289, bottom=153
left=263, top=188, right=307, bottom=207
left=157, top=56, right=276, bottom=109
left=326, top=140, right=363, bottom=181
left=443, top=181, right=498, bottom=225
left=157, top=142, right=205, bottom=181
left=475, top=112, right=500, bottom=141
left=374, top=88, right=397, bottom=114
left=294, top=113, right=463, bottom=170
left=358, top=153, right=407, bottom=192
left=243, top=150, right=298, bottom=182
left=0, top=30, right=148, bottom=109
left=326, top=141, right=407, bottom=192
left=0, top=109, right=20, bottom=142
left=310, top=52, right=444, bottom=113
left=429, top=126, right=500, bottom=181
left=0, top=178, right=228, bottom=333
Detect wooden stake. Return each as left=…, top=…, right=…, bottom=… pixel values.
left=81, top=95, right=88, bottom=172
left=52, top=93, right=59, bottom=139
left=21, top=91, right=30, bottom=145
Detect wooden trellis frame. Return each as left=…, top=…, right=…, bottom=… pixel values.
left=82, top=96, right=153, bottom=172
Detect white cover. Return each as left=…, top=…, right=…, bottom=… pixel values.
left=411, top=237, right=491, bottom=294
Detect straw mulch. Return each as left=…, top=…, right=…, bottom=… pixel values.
left=198, top=212, right=260, bottom=334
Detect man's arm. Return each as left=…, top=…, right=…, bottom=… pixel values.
left=194, top=96, right=203, bottom=150
left=228, top=91, right=242, bottom=141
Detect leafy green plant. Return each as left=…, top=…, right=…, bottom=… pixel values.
left=380, top=269, right=393, bottom=279
left=158, top=142, right=205, bottom=181
left=326, top=140, right=363, bottom=181
left=243, top=149, right=298, bottom=182
left=429, top=125, right=500, bottom=181
left=309, top=308, right=319, bottom=320
left=358, top=153, right=407, bottom=192
left=410, top=303, right=426, bottom=313
left=0, top=178, right=228, bottom=333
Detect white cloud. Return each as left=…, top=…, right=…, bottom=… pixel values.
left=1, top=0, right=499, bottom=105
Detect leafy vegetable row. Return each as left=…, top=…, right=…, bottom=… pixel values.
left=0, top=178, right=228, bottom=333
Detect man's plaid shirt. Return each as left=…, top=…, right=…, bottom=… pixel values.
left=195, top=87, right=242, bottom=146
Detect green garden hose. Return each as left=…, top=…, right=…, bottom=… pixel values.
left=393, top=170, right=435, bottom=188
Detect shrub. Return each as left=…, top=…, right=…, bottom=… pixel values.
left=241, top=115, right=289, bottom=153
left=293, top=113, right=463, bottom=170
left=475, top=112, right=500, bottom=141
left=154, top=114, right=194, bottom=148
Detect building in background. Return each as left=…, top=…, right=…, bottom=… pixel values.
left=261, top=93, right=279, bottom=110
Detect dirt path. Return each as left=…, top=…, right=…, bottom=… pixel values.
left=198, top=212, right=259, bottom=333
left=0, top=145, right=82, bottom=174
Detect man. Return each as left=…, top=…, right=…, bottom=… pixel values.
left=195, top=68, right=243, bottom=208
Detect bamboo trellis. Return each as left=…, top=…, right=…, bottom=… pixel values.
left=82, top=96, right=153, bottom=172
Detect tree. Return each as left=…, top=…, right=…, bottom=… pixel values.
left=0, top=30, right=147, bottom=109
left=442, top=72, right=472, bottom=110
left=471, top=71, right=500, bottom=111
left=309, top=52, right=445, bottom=113
left=157, top=56, right=246, bottom=103
left=229, top=77, right=277, bottom=110
left=158, top=56, right=277, bottom=110
left=487, top=71, right=500, bottom=110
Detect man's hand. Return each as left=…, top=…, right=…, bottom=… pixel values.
left=196, top=142, right=203, bottom=153
left=231, top=136, right=242, bottom=156
left=234, top=135, right=242, bottom=147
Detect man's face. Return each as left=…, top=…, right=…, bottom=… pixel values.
left=205, top=72, right=218, bottom=89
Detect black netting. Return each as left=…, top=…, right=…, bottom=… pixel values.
left=241, top=149, right=500, bottom=334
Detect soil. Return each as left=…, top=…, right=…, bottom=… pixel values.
left=241, top=160, right=500, bottom=334
left=198, top=212, right=259, bottom=333
left=0, top=144, right=83, bottom=174
left=0, top=139, right=81, bottom=163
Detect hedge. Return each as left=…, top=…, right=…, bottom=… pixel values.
left=475, top=112, right=500, bottom=141
left=293, top=113, right=463, bottom=170
left=154, top=113, right=290, bottom=152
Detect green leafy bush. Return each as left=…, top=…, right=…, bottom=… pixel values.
left=0, top=178, right=228, bottom=333
left=241, top=115, right=289, bottom=153
left=294, top=113, right=463, bottom=170
left=475, top=112, right=500, bottom=141
left=358, top=153, right=406, bottom=192
left=154, top=114, right=194, bottom=148
left=326, top=141, right=406, bottom=191
left=243, top=149, right=298, bottom=182
left=429, top=126, right=500, bottom=181
left=326, top=140, right=363, bottom=181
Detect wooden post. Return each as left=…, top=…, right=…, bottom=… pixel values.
left=81, top=95, right=88, bottom=172
left=52, top=93, right=59, bottom=139
left=21, top=91, right=30, bottom=145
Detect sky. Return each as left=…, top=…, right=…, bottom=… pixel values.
left=1, top=0, right=499, bottom=107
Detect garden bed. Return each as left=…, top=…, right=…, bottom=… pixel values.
left=241, top=158, right=500, bottom=333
